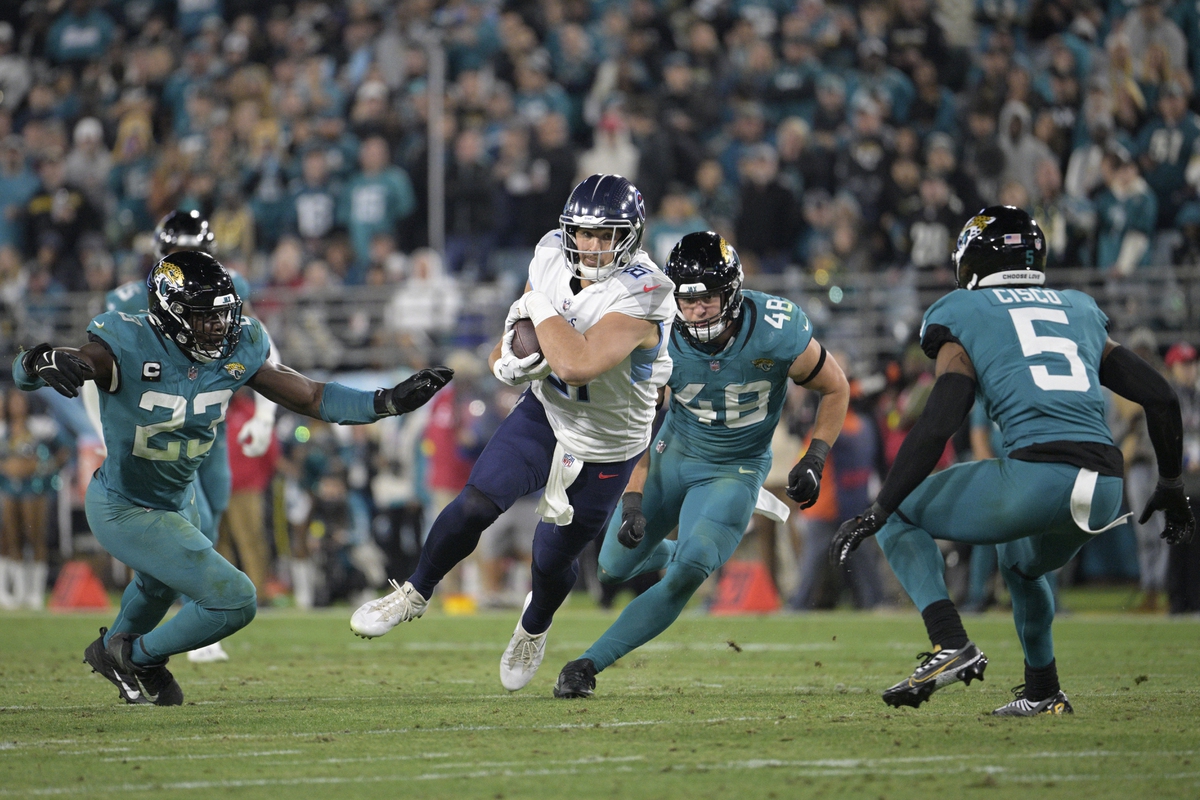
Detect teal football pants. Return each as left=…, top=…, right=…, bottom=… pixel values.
left=579, top=435, right=770, bottom=672
left=876, top=458, right=1123, bottom=668
left=87, top=478, right=256, bottom=664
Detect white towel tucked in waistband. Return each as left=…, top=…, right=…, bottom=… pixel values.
left=536, top=442, right=585, bottom=526
left=1070, top=468, right=1132, bottom=534
left=754, top=487, right=791, bottom=524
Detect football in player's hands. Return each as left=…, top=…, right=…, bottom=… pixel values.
left=510, top=318, right=542, bottom=360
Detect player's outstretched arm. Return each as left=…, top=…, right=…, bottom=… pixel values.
left=12, top=342, right=113, bottom=398
left=830, top=342, right=976, bottom=566
left=247, top=360, right=453, bottom=424
left=786, top=338, right=850, bottom=507
left=1099, top=338, right=1195, bottom=544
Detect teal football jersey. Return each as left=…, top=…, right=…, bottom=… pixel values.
left=106, top=270, right=253, bottom=314
left=665, top=290, right=813, bottom=461
left=86, top=311, right=271, bottom=510
left=921, top=287, right=1114, bottom=454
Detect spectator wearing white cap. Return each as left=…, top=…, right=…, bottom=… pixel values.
left=64, top=117, right=111, bottom=212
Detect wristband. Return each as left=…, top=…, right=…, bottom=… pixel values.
left=802, top=438, right=831, bottom=471
left=525, top=292, right=558, bottom=326
left=622, top=491, right=643, bottom=514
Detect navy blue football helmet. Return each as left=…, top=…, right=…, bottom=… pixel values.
left=559, top=174, right=646, bottom=281
left=954, top=205, right=1046, bottom=289
left=154, top=209, right=216, bottom=259
left=664, top=231, right=744, bottom=344
left=147, top=251, right=242, bottom=363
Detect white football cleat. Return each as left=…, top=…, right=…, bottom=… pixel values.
left=187, top=641, right=230, bottom=663
left=499, top=592, right=549, bottom=691
left=350, top=579, right=428, bottom=638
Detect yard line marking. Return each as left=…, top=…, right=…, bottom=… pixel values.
left=6, top=764, right=1200, bottom=795
left=102, top=750, right=304, bottom=762
left=0, top=716, right=782, bottom=751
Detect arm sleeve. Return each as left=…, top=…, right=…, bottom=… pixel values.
left=1099, top=345, right=1183, bottom=480
left=875, top=372, right=977, bottom=514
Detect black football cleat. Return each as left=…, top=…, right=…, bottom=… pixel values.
left=553, top=658, right=598, bottom=699
left=882, top=641, right=988, bottom=709
left=105, top=632, right=184, bottom=706
left=992, top=685, right=1073, bottom=716
left=84, top=628, right=151, bottom=705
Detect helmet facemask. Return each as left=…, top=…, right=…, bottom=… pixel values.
left=676, top=280, right=743, bottom=345
left=560, top=220, right=641, bottom=282
left=146, top=254, right=243, bottom=363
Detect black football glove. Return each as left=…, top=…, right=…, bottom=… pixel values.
left=829, top=502, right=889, bottom=567
left=617, top=491, right=647, bottom=549
left=787, top=439, right=830, bottom=508
left=1139, top=478, right=1197, bottom=545
left=22, top=343, right=92, bottom=398
left=375, top=366, right=454, bottom=416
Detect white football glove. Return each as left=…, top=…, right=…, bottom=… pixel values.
left=237, top=413, right=275, bottom=457
left=493, top=329, right=553, bottom=386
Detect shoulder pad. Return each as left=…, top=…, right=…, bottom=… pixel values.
left=536, top=229, right=562, bottom=250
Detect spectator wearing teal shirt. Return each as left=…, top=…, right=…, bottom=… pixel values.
left=1094, top=148, right=1157, bottom=273
left=1135, top=81, right=1200, bottom=229
left=46, top=0, right=116, bottom=66
left=643, top=186, right=709, bottom=267
left=338, top=135, right=415, bottom=283
left=0, top=138, right=39, bottom=252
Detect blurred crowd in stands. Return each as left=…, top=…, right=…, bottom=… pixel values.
left=4, top=0, right=1200, bottom=301
left=2, top=0, right=1200, bottom=614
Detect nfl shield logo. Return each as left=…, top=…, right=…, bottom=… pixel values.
left=655, top=440, right=666, bottom=454
left=562, top=298, right=572, bottom=312
left=188, top=365, right=198, bottom=381
left=562, top=453, right=576, bottom=468
left=710, top=361, right=721, bottom=372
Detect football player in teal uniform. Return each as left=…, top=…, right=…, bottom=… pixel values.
left=552, top=231, right=850, bottom=698
left=101, top=210, right=274, bottom=663
left=832, top=206, right=1195, bottom=715
left=13, top=251, right=452, bottom=706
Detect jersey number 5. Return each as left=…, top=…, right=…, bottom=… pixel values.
left=1008, top=307, right=1090, bottom=392
left=132, top=390, right=233, bottom=461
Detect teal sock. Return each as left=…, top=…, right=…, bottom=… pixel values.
left=138, top=600, right=257, bottom=662
left=1002, top=566, right=1056, bottom=668
left=106, top=579, right=177, bottom=645
left=581, top=559, right=705, bottom=671
left=876, top=523, right=951, bottom=610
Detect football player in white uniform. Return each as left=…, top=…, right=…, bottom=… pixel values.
left=351, top=174, right=676, bottom=692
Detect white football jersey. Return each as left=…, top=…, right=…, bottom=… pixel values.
left=528, top=230, right=676, bottom=462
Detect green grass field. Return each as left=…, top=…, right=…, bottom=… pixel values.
left=2, top=595, right=1198, bottom=799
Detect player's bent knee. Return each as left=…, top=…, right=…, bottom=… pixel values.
left=225, top=598, right=257, bottom=632
left=461, top=485, right=503, bottom=528
left=662, top=560, right=709, bottom=597
left=597, top=564, right=628, bottom=586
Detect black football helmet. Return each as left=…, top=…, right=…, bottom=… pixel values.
left=146, top=251, right=242, bottom=363
left=664, top=231, right=744, bottom=345
left=154, top=210, right=216, bottom=259
left=954, top=205, right=1046, bottom=289
left=559, top=173, right=646, bottom=281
